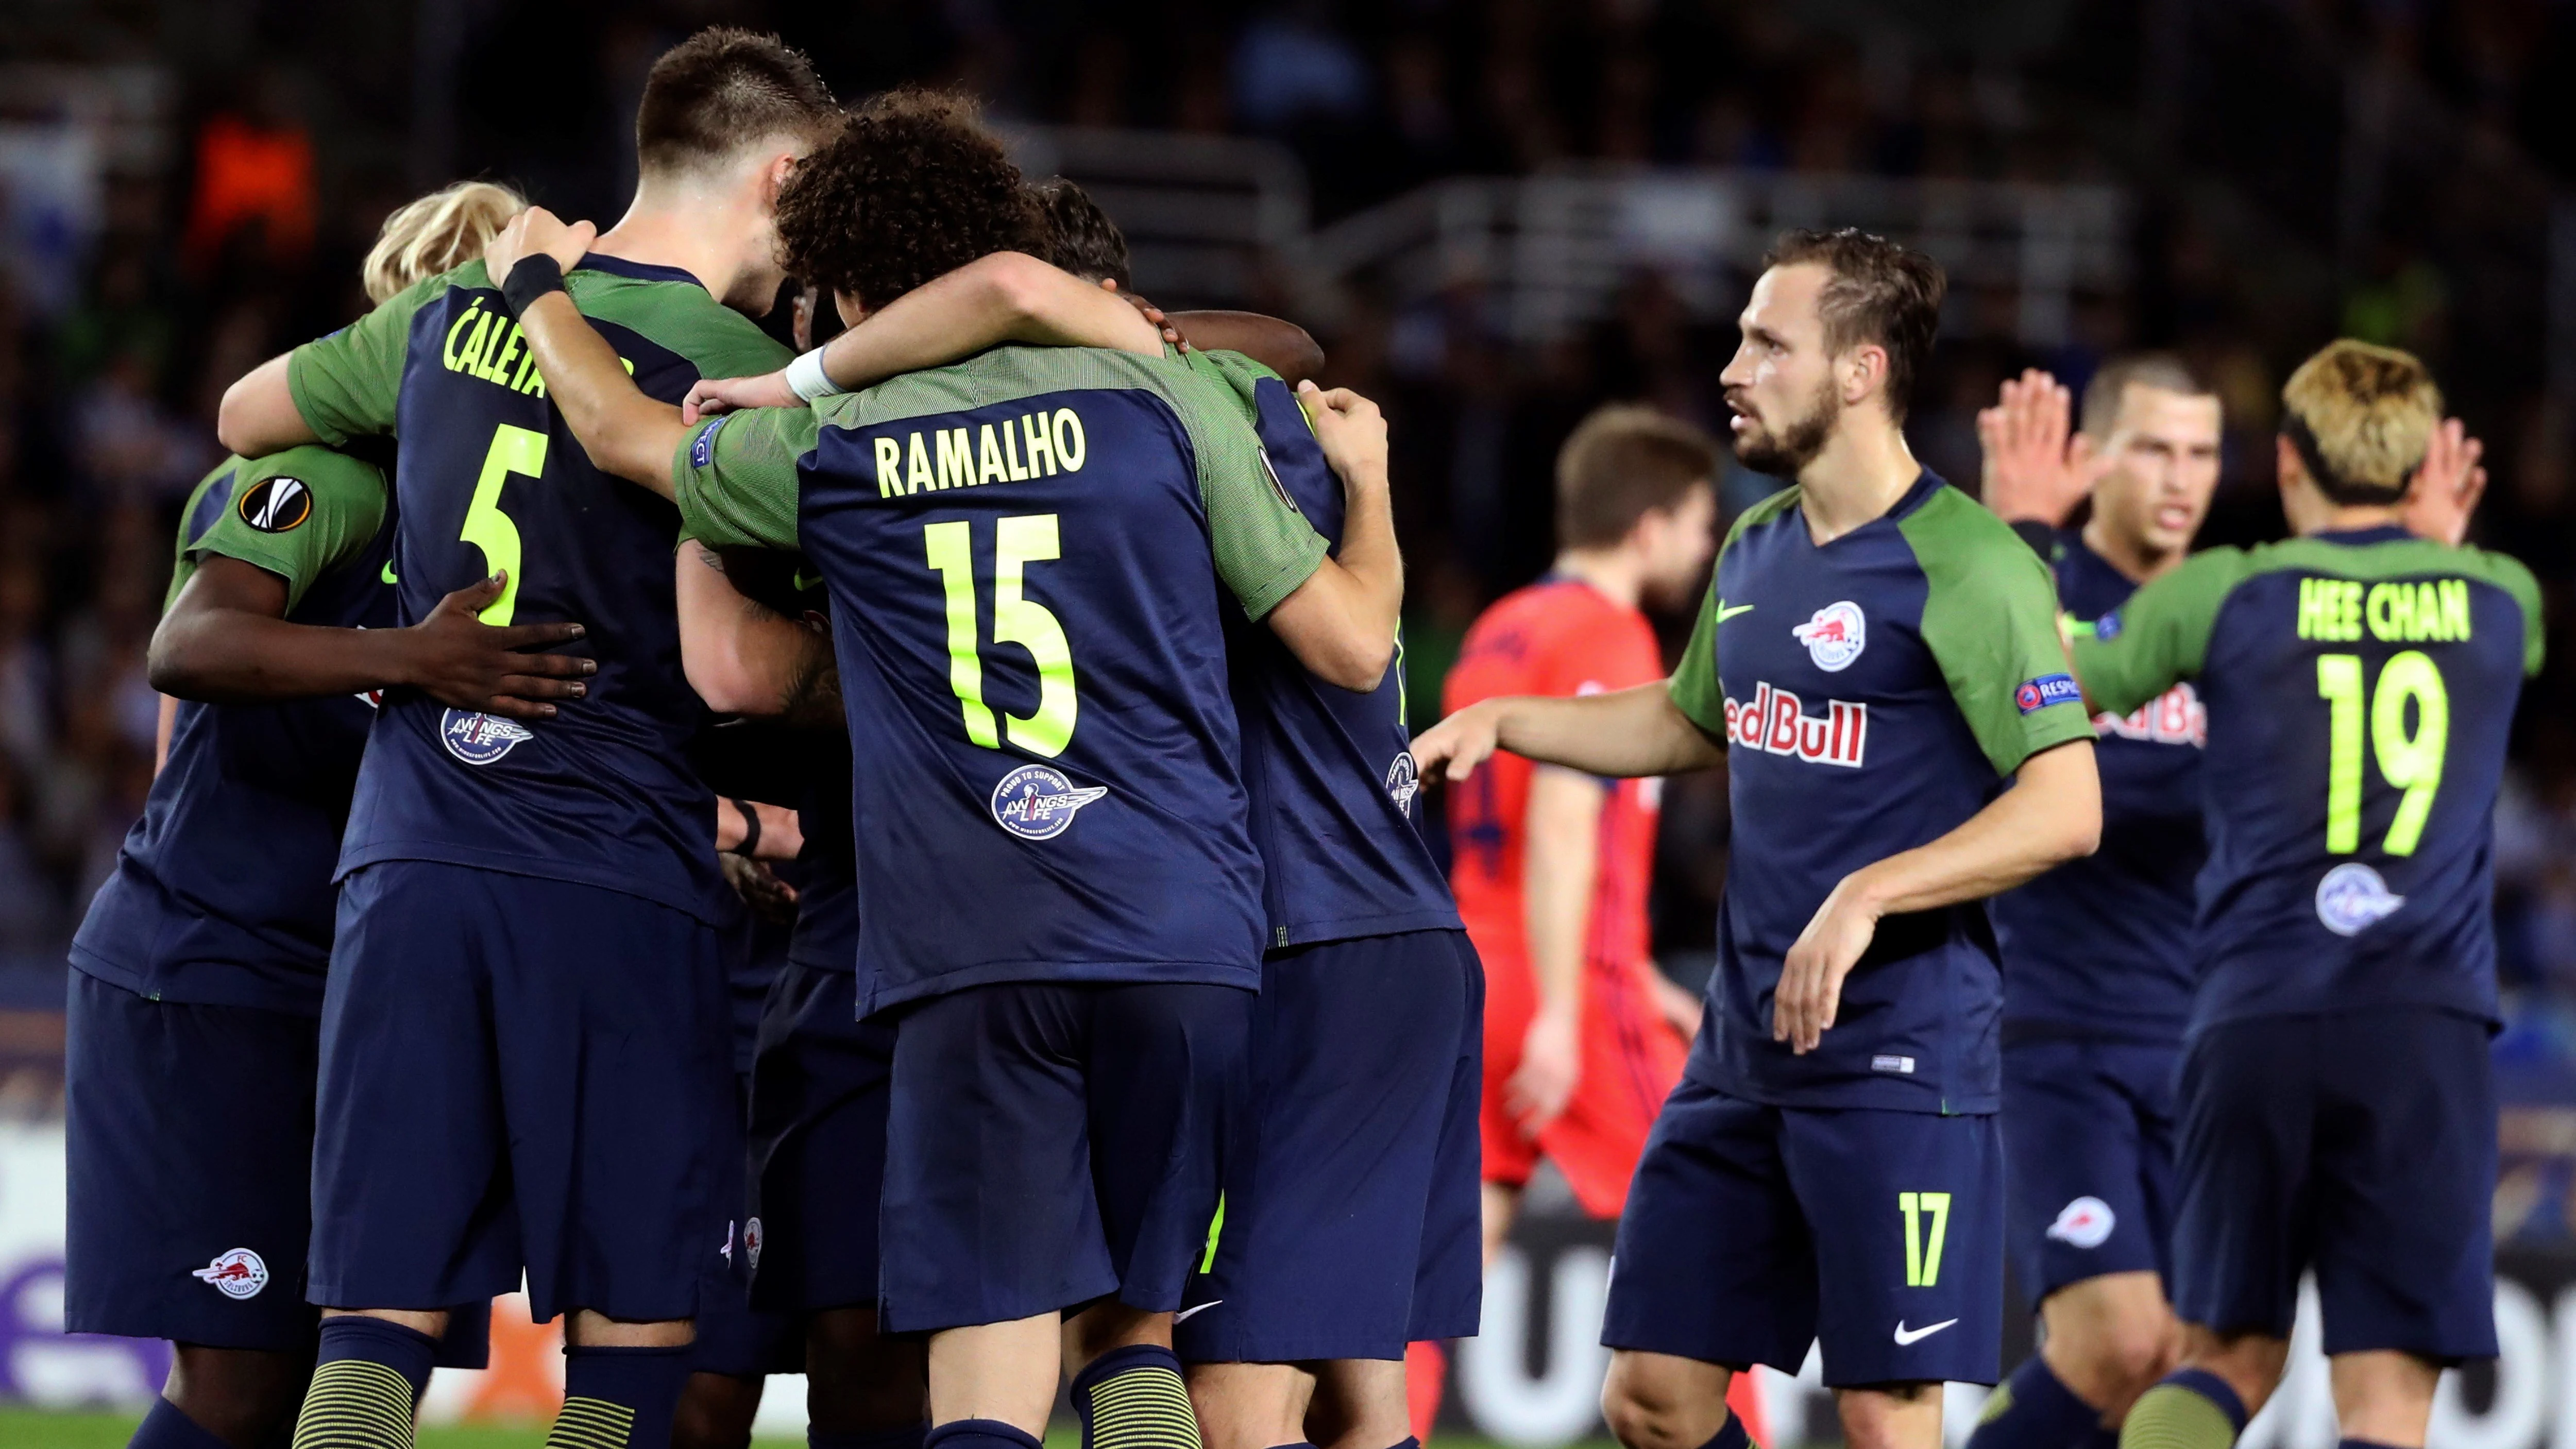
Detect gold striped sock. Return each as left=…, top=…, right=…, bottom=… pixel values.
left=545, top=1394, right=641, bottom=1449
left=1978, top=1382, right=2016, bottom=1425
left=2121, top=1383, right=2242, bottom=1449
left=291, top=1359, right=417, bottom=1449
left=1087, top=1365, right=1201, bottom=1449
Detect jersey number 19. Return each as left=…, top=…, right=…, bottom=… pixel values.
left=2317, top=651, right=2447, bottom=856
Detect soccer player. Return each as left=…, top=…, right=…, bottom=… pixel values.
left=62, top=179, right=590, bottom=1449
left=483, top=87, right=1403, bottom=1449
left=214, top=31, right=838, bottom=1449
left=1441, top=404, right=1716, bottom=1260
left=2067, top=341, right=2531, bottom=1449
left=1411, top=229, right=2104, bottom=1449
left=1961, top=357, right=2223, bottom=1449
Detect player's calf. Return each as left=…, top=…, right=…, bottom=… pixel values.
left=1600, top=1349, right=1742, bottom=1449
left=2041, top=1272, right=2180, bottom=1417
left=139, top=1345, right=308, bottom=1449
left=2327, top=1350, right=2441, bottom=1449
left=2117, top=1329, right=2281, bottom=1449
left=1837, top=1382, right=1945, bottom=1449
left=672, top=1371, right=765, bottom=1449
left=807, top=1306, right=930, bottom=1444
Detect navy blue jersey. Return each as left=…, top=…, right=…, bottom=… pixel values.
left=1666, top=474, right=2095, bottom=1113
left=288, top=257, right=790, bottom=922
left=1182, top=351, right=1460, bottom=947
left=673, top=346, right=1331, bottom=1015
left=784, top=735, right=858, bottom=975
left=72, top=447, right=395, bottom=1015
left=1992, top=531, right=2205, bottom=1039
left=2073, top=526, right=2542, bottom=1034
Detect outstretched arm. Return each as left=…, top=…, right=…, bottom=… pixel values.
left=484, top=208, right=691, bottom=496
left=1412, top=683, right=1723, bottom=783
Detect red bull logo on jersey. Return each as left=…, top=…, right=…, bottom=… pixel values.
left=2097, top=681, right=2206, bottom=747
left=191, top=1248, right=269, bottom=1300
left=1792, top=600, right=1868, bottom=672
left=441, top=708, right=535, bottom=765
left=1722, top=681, right=1868, bottom=768
left=990, top=763, right=1109, bottom=841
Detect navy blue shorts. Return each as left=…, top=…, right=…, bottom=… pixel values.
left=880, top=980, right=1249, bottom=1335
left=693, top=1071, right=803, bottom=1378
left=1603, top=1079, right=2004, bottom=1387
left=2002, top=1032, right=2177, bottom=1303
left=2171, top=1008, right=2497, bottom=1362
left=1177, top=929, right=1484, bottom=1364
left=310, top=861, right=740, bottom=1325
left=747, top=960, right=892, bottom=1317
left=63, top=971, right=487, bottom=1366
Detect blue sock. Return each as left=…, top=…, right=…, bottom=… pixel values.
left=130, top=1396, right=233, bottom=1449
left=924, top=1421, right=1043, bottom=1449
left=291, top=1317, right=438, bottom=1448
left=548, top=1343, right=691, bottom=1448
left=1697, top=1418, right=1750, bottom=1449
left=2120, top=1368, right=2247, bottom=1449
left=1969, top=1357, right=2102, bottom=1449
left=2338, top=1441, right=2404, bottom=1449
left=1382, top=1440, right=1425, bottom=1449
left=2087, top=1427, right=2122, bottom=1449
left=814, top=1428, right=932, bottom=1449
left=1072, top=1344, right=1198, bottom=1449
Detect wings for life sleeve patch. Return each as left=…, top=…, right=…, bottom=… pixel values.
left=2015, top=673, right=2082, bottom=714
left=237, top=475, right=313, bottom=533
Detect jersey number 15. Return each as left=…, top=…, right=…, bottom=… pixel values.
left=924, top=516, right=1079, bottom=759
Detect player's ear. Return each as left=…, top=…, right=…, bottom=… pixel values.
left=1844, top=343, right=1887, bottom=408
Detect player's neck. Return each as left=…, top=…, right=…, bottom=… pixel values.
left=1794, top=416, right=1921, bottom=544
left=591, top=186, right=756, bottom=309
left=1551, top=547, right=1643, bottom=609
left=2079, top=516, right=2183, bottom=584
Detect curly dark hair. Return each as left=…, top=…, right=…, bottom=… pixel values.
left=775, top=88, right=1045, bottom=313
left=1032, top=178, right=1131, bottom=289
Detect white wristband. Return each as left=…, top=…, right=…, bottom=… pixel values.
left=785, top=347, right=844, bottom=402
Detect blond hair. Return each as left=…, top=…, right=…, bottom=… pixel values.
left=2280, top=339, right=2443, bottom=503
left=363, top=180, right=527, bottom=303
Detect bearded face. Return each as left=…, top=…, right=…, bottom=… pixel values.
left=1728, top=372, right=1842, bottom=478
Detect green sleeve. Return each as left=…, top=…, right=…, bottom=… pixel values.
left=1155, top=359, right=1330, bottom=620
left=1667, top=582, right=1726, bottom=737
left=286, top=266, right=461, bottom=445
left=1901, top=489, right=2096, bottom=777
left=671, top=405, right=816, bottom=552
left=180, top=446, right=388, bottom=613
left=572, top=270, right=794, bottom=382
left=2473, top=548, right=2547, bottom=678
left=2070, top=547, right=2253, bottom=717
left=164, top=464, right=232, bottom=612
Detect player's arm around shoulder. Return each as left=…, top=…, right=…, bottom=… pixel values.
left=675, top=540, right=834, bottom=718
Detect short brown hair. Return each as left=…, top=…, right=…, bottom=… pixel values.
left=635, top=28, right=838, bottom=177
left=1034, top=179, right=1132, bottom=289
left=2080, top=353, right=2212, bottom=438
left=1556, top=404, right=1721, bottom=549
left=1762, top=228, right=1947, bottom=422
left=2280, top=339, right=2442, bottom=504
left=775, top=89, right=1045, bottom=313
left=364, top=180, right=523, bottom=303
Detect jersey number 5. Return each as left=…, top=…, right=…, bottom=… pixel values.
left=924, top=516, right=1079, bottom=758
left=2317, top=651, right=2448, bottom=856
left=461, top=424, right=547, bottom=625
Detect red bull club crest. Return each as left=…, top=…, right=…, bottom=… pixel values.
left=1791, top=600, right=1867, bottom=671
left=441, top=708, right=534, bottom=765
left=990, top=763, right=1109, bottom=841
left=1723, top=681, right=1868, bottom=768
left=192, top=1248, right=269, bottom=1300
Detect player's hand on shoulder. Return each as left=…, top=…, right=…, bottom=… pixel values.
left=484, top=206, right=597, bottom=284
left=1775, top=875, right=1880, bottom=1053
left=402, top=571, right=595, bottom=721
left=1410, top=699, right=1502, bottom=782
left=1297, top=379, right=1388, bottom=489
left=683, top=371, right=798, bottom=424
left=1977, top=368, right=2106, bottom=527
left=2403, top=417, right=2487, bottom=547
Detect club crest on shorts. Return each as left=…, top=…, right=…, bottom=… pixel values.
left=991, top=763, right=1108, bottom=841
left=441, top=708, right=534, bottom=765
left=2045, top=1196, right=2116, bottom=1249
left=192, top=1248, right=269, bottom=1300
left=1384, top=750, right=1420, bottom=815
left=744, top=1216, right=763, bottom=1272
left=2315, top=861, right=2404, bottom=936
left=1792, top=601, right=1867, bottom=672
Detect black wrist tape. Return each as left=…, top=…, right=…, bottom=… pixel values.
left=733, top=799, right=761, bottom=856
left=500, top=255, right=567, bottom=317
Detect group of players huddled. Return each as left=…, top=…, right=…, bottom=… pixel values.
left=53, top=25, right=2530, bottom=1449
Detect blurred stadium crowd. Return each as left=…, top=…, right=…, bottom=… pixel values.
left=7, top=0, right=2576, bottom=1076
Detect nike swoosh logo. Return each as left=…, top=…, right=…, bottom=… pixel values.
left=1716, top=602, right=1755, bottom=623
left=1893, top=1318, right=1958, bottom=1346
left=793, top=568, right=822, bottom=593
left=1173, top=1300, right=1222, bottom=1324
left=380, top=561, right=398, bottom=585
